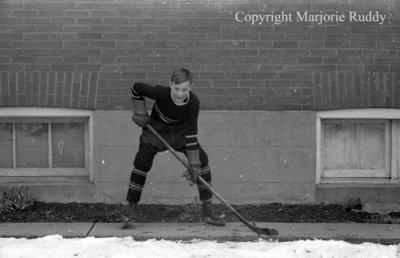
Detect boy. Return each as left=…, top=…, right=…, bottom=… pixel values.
left=123, top=68, right=224, bottom=229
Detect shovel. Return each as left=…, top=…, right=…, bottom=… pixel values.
left=146, top=124, right=279, bottom=236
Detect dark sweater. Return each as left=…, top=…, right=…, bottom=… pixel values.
left=131, top=82, right=199, bottom=150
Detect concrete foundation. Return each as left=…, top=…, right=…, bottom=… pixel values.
left=91, top=110, right=316, bottom=204
left=317, top=184, right=400, bottom=204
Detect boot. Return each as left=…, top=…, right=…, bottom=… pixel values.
left=122, top=202, right=137, bottom=229
left=202, top=200, right=226, bottom=226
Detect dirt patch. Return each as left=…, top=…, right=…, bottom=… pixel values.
left=2, top=202, right=400, bottom=224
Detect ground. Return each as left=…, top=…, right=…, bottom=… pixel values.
left=2, top=201, right=400, bottom=224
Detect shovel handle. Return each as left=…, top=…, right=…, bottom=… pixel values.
left=146, top=125, right=257, bottom=228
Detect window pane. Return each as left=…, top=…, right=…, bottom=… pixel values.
left=323, top=121, right=358, bottom=169
left=52, top=123, right=85, bottom=168
left=0, top=123, right=13, bottom=168
left=16, top=123, right=49, bottom=168
left=359, top=123, right=386, bottom=169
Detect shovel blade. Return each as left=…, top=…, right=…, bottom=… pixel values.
left=248, top=223, right=279, bottom=236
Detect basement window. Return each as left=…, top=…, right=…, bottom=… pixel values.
left=0, top=108, right=93, bottom=182
left=316, top=109, right=400, bottom=184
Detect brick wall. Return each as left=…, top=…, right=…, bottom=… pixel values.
left=0, top=0, right=399, bottom=111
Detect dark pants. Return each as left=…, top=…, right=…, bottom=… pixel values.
left=126, top=124, right=213, bottom=204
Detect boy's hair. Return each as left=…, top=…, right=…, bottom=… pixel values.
left=170, top=68, right=193, bottom=84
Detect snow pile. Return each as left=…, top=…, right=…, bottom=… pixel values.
left=0, top=235, right=398, bottom=258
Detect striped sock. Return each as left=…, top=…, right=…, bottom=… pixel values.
left=126, top=168, right=147, bottom=203
left=197, top=165, right=212, bottom=201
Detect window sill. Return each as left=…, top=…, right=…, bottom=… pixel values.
left=0, top=168, right=88, bottom=177
left=318, top=177, right=400, bottom=186
left=0, top=176, right=92, bottom=185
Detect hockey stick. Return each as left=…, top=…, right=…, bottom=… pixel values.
left=146, top=124, right=279, bottom=236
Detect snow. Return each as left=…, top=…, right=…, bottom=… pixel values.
left=0, top=235, right=399, bottom=258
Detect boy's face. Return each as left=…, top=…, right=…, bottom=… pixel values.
left=169, top=81, right=192, bottom=103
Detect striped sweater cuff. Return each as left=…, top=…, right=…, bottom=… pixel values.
left=130, top=86, right=144, bottom=100
left=185, top=134, right=198, bottom=150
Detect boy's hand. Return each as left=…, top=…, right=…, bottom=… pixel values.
left=132, top=112, right=149, bottom=128
left=182, top=166, right=200, bottom=185
left=131, top=98, right=149, bottom=127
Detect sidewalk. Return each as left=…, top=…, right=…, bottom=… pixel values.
left=1, top=222, right=400, bottom=244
